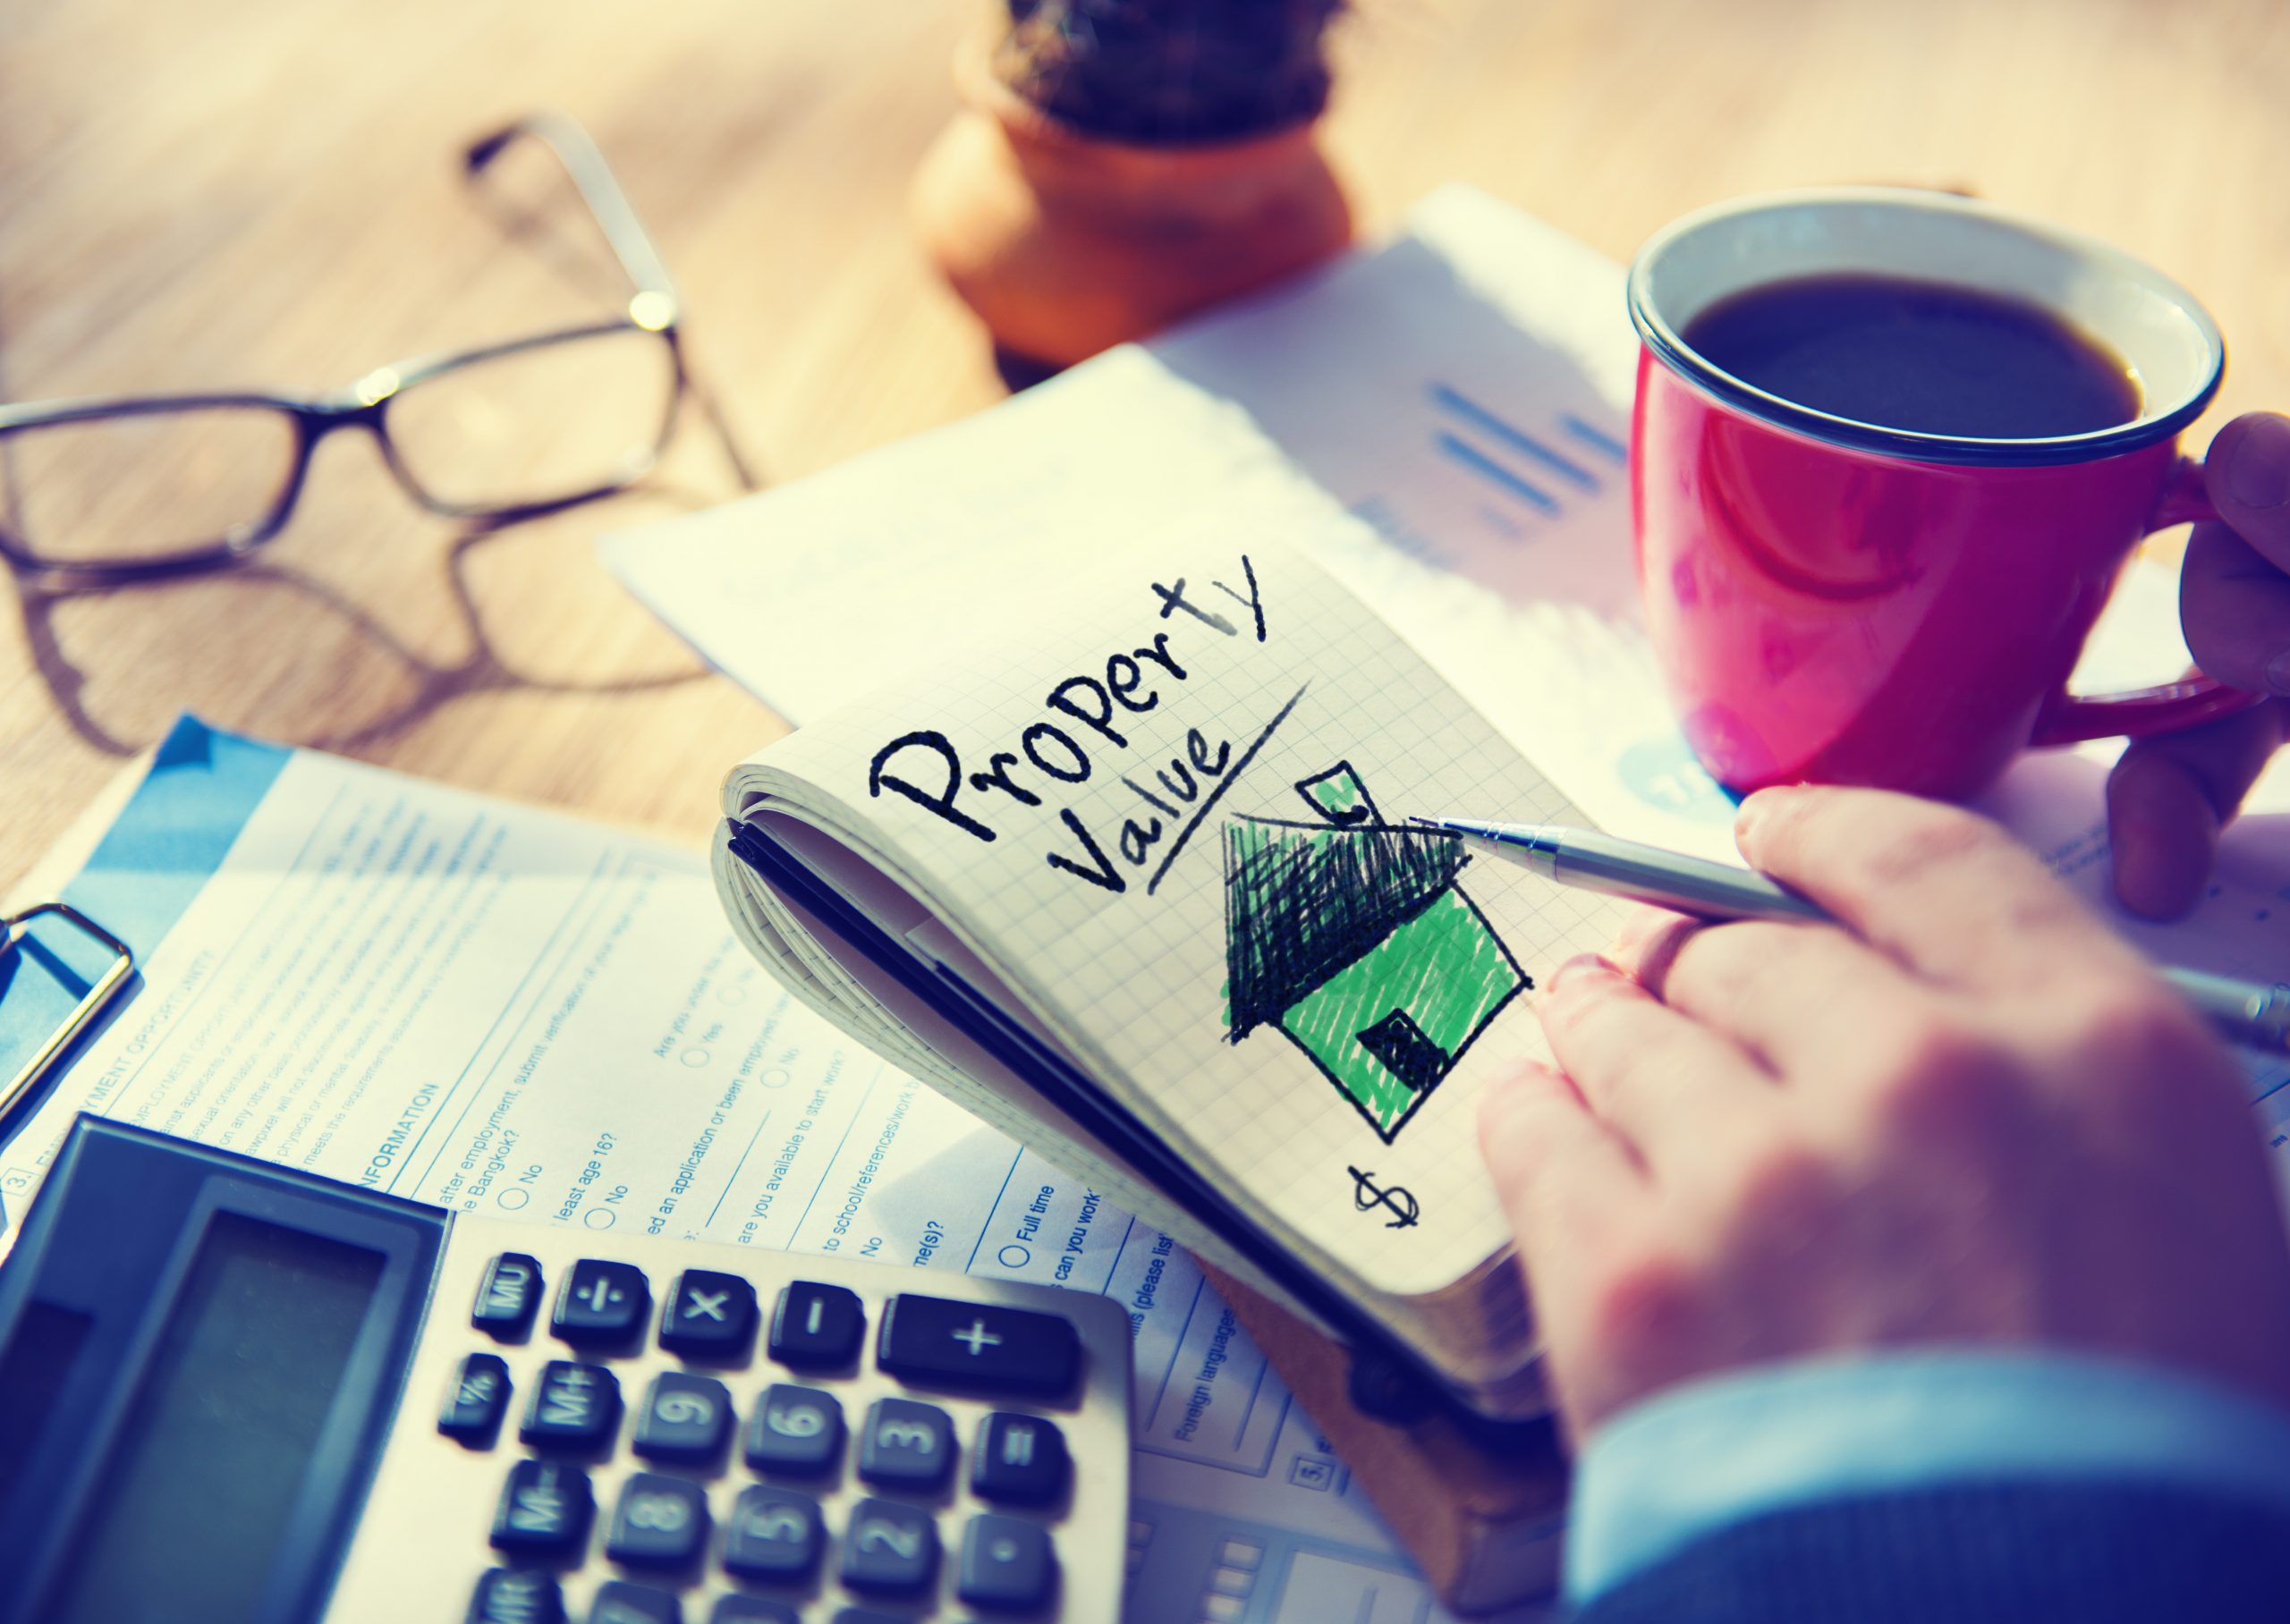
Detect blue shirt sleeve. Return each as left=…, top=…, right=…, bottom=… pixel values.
left=1565, top=1348, right=2290, bottom=1605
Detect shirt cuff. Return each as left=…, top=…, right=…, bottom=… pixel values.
left=1565, top=1348, right=2290, bottom=1603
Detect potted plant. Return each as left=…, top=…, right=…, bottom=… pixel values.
left=912, top=0, right=1354, bottom=372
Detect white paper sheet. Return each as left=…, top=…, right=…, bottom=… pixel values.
left=1, top=740, right=1519, bottom=1621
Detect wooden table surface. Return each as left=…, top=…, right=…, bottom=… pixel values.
left=4, top=0, right=2286, bottom=890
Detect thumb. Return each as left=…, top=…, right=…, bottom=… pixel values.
left=2206, top=411, right=2290, bottom=578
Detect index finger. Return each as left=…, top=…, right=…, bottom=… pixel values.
left=1733, top=784, right=2150, bottom=997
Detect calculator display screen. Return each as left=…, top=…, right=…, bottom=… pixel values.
left=40, top=1213, right=385, bottom=1624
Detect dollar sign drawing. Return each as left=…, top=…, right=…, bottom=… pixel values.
left=1347, top=1165, right=1420, bottom=1229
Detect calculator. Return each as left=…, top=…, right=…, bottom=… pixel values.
left=0, top=1115, right=1132, bottom=1624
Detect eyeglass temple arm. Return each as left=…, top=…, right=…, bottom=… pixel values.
left=465, top=113, right=680, bottom=311
left=466, top=113, right=761, bottom=495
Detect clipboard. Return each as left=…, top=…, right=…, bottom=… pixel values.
left=0, top=718, right=292, bottom=1158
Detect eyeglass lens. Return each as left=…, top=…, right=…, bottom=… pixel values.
left=0, top=407, right=300, bottom=568
left=384, top=326, right=680, bottom=514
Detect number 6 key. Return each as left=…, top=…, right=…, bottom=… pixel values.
left=742, top=1383, right=844, bottom=1476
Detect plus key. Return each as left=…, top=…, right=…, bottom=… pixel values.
left=876, top=1293, right=1081, bottom=1395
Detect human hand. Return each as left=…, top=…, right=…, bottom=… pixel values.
left=2109, top=411, right=2290, bottom=918
left=1480, top=785, right=2290, bottom=1445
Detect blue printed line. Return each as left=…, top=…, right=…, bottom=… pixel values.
left=1435, top=432, right=1558, bottom=513
left=705, top=988, right=797, bottom=1228
left=400, top=845, right=620, bottom=1196
left=1133, top=1388, right=1294, bottom=1479
left=705, top=1106, right=776, bottom=1229
left=1096, top=1214, right=1139, bottom=1296
left=1563, top=411, right=1630, bottom=462
left=1147, top=1275, right=1209, bottom=1432
left=786, top=1058, right=885, bottom=1246
left=1478, top=505, right=1527, bottom=542
left=1430, top=383, right=1600, bottom=489
left=1133, top=1440, right=1274, bottom=1477
left=963, top=1147, right=1026, bottom=1272
left=1233, top=1345, right=1272, bottom=1442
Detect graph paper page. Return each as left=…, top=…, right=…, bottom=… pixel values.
left=734, top=529, right=1627, bottom=1298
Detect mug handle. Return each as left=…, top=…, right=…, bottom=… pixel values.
left=2029, top=457, right=2268, bottom=747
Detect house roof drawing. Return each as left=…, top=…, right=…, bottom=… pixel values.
left=1222, top=813, right=1471, bottom=1041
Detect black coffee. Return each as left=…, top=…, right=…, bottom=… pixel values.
left=1681, top=273, right=2140, bottom=438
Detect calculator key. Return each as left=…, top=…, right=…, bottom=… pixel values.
left=876, top=1293, right=1081, bottom=1394
left=553, top=1259, right=651, bottom=1345
left=768, top=1281, right=863, bottom=1367
left=858, top=1396, right=954, bottom=1490
left=959, top=1513, right=1057, bottom=1611
left=839, top=1496, right=939, bottom=1595
left=709, top=1599, right=800, bottom=1624
left=466, top=1567, right=564, bottom=1624
left=589, top=1579, right=682, bottom=1624
left=440, top=1352, right=513, bottom=1445
left=633, top=1372, right=732, bottom=1462
left=743, top=1383, right=844, bottom=1476
left=488, top=1458, right=593, bottom=1555
left=970, top=1412, right=1068, bottom=1505
left=471, top=1252, right=545, bottom=1339
left=659, top=1267, right=757, bottom=1358
left=606, top=1471, right=711, bottom=1567
left=522, top=1360, right=622, bottom=1450
left=721, top=1484, right=824, bottom=1581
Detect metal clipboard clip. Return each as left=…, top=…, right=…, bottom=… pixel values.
left=0, top=903, right=134, bottom=1122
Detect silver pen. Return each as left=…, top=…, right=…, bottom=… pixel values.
left=1416, top=816, right=2290, bottom=1056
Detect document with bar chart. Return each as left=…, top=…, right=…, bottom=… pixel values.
left=605, top=184, right=1747, bottom=869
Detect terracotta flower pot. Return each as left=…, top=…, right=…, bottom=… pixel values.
left=911, top=36, right=1355, bottom=371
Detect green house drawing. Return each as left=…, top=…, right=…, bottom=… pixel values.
left=1222, top=764, right=1528, bottom=1143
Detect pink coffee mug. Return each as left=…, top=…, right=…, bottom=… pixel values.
left=1627, top=188, right=2259, bottom=801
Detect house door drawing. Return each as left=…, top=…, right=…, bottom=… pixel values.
left=1221, top=763, right=1529, bottom=1143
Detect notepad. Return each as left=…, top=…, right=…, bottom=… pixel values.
left=713, top=532, right=1630, bottom=1416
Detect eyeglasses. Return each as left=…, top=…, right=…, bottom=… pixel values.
left=0, top=112, right=757, bottom=584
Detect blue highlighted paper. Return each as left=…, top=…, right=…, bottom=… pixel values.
left=0, top=716, right=289, bottom=1142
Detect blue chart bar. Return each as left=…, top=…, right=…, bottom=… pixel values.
left=1434, top=433, right=1557, bottom=513
left=1562, top=411, right=1630, bottom=464
left=1429, top=383, right=1601, bottom=491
